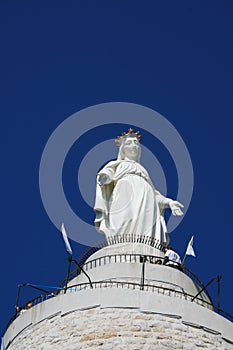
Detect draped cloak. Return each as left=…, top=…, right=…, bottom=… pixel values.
left=94, top=159, right=171, bottom=244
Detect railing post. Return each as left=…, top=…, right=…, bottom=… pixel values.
left=140, top=256, right=146, bottom=290
left=72, top=259, right=93, bottom=289
left=15, top=284, right=23, bottom=314
left=64, top=255, right=72, bottom=294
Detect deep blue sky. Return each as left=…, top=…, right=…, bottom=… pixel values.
left=1, top=0, right=233, bottom=336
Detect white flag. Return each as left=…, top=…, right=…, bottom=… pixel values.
left=185, top=236, right=196, bottom=257
left=61, top=223, right=73, bottom=256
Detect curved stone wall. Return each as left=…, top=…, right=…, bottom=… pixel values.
left=4, top=244, right=233, bottom=349
left=6, top=307, right=233, bottom=350
left=4, top=288, right=233, bottom=349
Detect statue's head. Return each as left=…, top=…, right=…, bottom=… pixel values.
left=115, top=128, right=142, bottom=162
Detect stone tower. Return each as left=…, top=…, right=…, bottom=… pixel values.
left=3, top=237, right=233, bottom=349
left=4, top=128, right=233, bottom=349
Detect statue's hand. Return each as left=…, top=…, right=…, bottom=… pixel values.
left=97, top=174, right=110, bottom=187
left=169, top=200, right=184, bottom=216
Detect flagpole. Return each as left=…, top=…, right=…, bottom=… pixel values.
left=61, top=224, right=73, bottom=294
left=181, top=252, right=187, bottom=267
left=64, top=254, right=72, bottom=294
left=61, top=223, right=93, bottom=291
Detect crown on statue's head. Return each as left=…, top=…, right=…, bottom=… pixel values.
left=115, top=128, right=142, bottom=147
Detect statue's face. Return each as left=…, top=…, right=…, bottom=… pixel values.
left=123, top=136, right=140, bottom=160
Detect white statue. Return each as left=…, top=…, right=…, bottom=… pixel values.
left=94, top=128, right=183, bottom=245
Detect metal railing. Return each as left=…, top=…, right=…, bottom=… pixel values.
left=106, top=234, right=165, bottom=250
left=75, top=234, right=165, bottom=267
left=60, top=251, right=215, bottom=309
left=65, top=279, right=233, bottom=321
left=82, top=253, right=213, bottom=302
left=61, top=251, right=221, bottom=316
left=58, top=253, right=215, bottom=310
left=65, top=280, right=212, bottom=307
left=4, top=275, right=233, bottom=336
left=4, top=235, right=233, bottom=334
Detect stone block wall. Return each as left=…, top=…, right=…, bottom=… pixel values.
left=7, top=307, right=233, bottom=350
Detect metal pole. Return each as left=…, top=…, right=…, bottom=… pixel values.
left=15, top=284, right=22, bottom=312
left=217, top=275, right=221, bottom=314
left=191, top=277, right=217, bottom=302
left=27, top=284, right=50, bottom=294
left=140, top=256, right=146, bottom=290
left=64, top=254, right=72, bottom=294
left=181, top=252, right=187, bottom=268
left=73, top=259, right=93, bottom=289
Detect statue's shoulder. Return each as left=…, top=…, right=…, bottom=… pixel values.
left=102, top=159, right=121, bottom=169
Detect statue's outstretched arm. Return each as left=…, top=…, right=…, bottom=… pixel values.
left=155, top=190, right=184, bottom=216
left=168, top=200, right=184, bottom=216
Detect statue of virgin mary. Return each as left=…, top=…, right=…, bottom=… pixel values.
left=94, top=128, right=183, bottom=245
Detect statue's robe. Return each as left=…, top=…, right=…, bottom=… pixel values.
left=94, top=159, right=171, bottom=244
